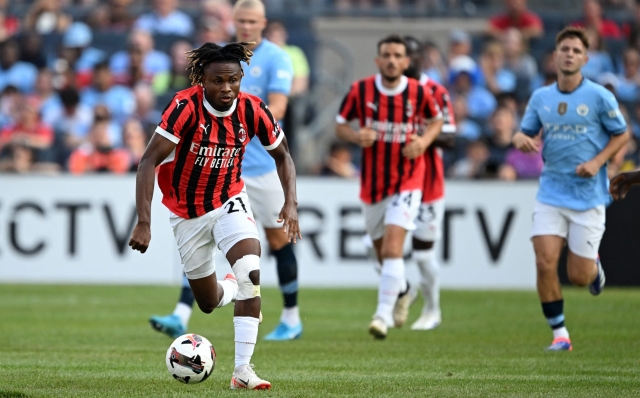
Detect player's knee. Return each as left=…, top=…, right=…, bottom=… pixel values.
left=196, top=298, right=217, bottom=314
left=535, top=254, right=557, bottom=274
left=567, top=266, right=591, bottom=287
left=233, top=255, right=261, bottom=301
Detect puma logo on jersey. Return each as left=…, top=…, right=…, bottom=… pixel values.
left=175, top=99, right=187, bottom=108
left=200, top=123, right=210, bottom=134
left=366, top=102, right=378, bottom=112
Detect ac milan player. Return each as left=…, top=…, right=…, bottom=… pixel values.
left=403, top=36, right=456, bottom=331
left=128, top=42, right=301, bottom=390
left=336, top=34, right=443, bottom=339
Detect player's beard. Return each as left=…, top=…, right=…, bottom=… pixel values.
left=380, top=67, right=402, bottom=85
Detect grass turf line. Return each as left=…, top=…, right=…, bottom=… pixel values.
left=0, top=286, right=639, bottom=397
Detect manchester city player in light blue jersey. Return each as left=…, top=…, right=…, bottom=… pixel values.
left=150, top=0, right=302, bottom=341
left=513, top=27, right=629, bottom=352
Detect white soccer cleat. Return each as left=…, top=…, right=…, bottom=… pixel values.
left=410, top=311, right=441, bottom=331
left=230, top=364, right=271, bottom=390
left=368, top=316, right=388, bottom=340
left=393, top=284, right=418, bottom=328
left=259, top=311, right=263, bottom=324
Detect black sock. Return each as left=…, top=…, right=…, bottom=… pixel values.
left=541, top=299, right=565, bottom=330
left=398, top=281, right=411, bottom=298
left=272, top=243, right=298, bottom=308
left=179, top=286, right=195, bottom=307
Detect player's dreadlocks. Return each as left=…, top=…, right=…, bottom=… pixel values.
left=185, top=42, right=254, bottom=86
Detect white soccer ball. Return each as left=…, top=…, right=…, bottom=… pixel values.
left=165, top=333, right=216, bottom=384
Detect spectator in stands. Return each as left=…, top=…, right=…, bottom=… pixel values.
left=598, top=71, right=620, bottom=94
left=200, top=0, right=235, bottom=39
left=132, top=84, right=161, bottom=137
left=122, top=118, right=146, bottom=172
left=109, top=30, right=171, bottom=80
left=68, top=119, right=130, bottom=174
left=153, top=40, right=192, bottom=95
left=582, top=28, right=615, bottom=81
left=19, top=31, right=47, bottom=69
left=198, top=17, right=232, bottom=46
left=449, top=140, right=490, bottom=179
left=478, top=40, right=517, bottom=95
left=0, top=40, right=38, bottom=94
left=502, top=28, right=537, bottom=90
left=485, top=107, right=516, bottom=175
left=486, top=0, right=543, bottom=40
left=134, top=0, right=194, bottom=37
left=572, top=0, right=622, bottom=39
left=449, top=56, right=497, bottom=121
left=0, top=143, right=36, bottom=173
left=24, top=0, right=71, bottom=35
left=60, top=22, right=107, bottom=75
left=502, top=144, right=544, bottom=180
left=452, top=95, right=481, bottom=141
left=421, top=40, right=448, bottom=85
left=530, top=50, right=557, bottom=90
left=318, top=141, right=358, bottom=178
left=0, top=96, right=54, bottom=161
left=447, top=29, right=473, bottom=66
left=30, top=68, right=60, bottom=122
left=0, top=85, right=19, bottom=129
left=87, top=0, right=135, bottom=32
left=113, top=46, right=155, bottom=87
left=265, top=21, right=310, bottom=97
left=0, top=0, right=20, bottom=41
left=616, top=48, right=640, bottom=102
left=81, top=62, right=136, bottom=125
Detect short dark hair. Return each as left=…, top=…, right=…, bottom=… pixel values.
left=59, top=88, right=80, bottom=107
left=403, top=35, right=423, bottom=55
left=556, top=27, right=590, bottom=50
left=377, top=34, right=407, bottom=55
left=186, top=42, right=254, bottom=86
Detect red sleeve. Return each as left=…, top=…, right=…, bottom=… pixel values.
left=255, top=101, right=284, bottom=151
left=155, top=95, right=193, bottom=144
left=601, top=20, right=622, bottom=39
left=434, top=85, right=456, bottom=133
left=489, top=15, right=508, bottom=31
left=420, top=85, right=442, bottom=122
left=522, top=12, right=543, bottom=29
left=336, top=83, right=360, bottom=124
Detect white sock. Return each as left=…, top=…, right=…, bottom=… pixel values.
left=281, top=306, right=300, bottom=327
left=216, top=279, right=238, bottom=308
left=375, top=258, right=406, bottom=326
left=234, top=316, right=259, bottom=368
left=173, top=302, right=192, bottom=327
left=414, top=249, right=440, bottom=314
left=552, top=327, right=570, bottom=340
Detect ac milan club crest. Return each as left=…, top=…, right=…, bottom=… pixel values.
left=405, top=100, right=413, bottom=117
left=238, top=123, right=247, bottom=142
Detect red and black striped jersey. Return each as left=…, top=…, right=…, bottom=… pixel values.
left=337, top=74, right=442, bottom=204
left=155, top=86, right=284, bottom=219
left=420, top=73, right=456, bottom=203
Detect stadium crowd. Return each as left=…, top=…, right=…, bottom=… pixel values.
left=1, top=0, right=639, bottom=180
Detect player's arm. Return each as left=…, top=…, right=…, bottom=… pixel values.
left=576, top=131, right=629, bottom=177
left=403, top=88, right=444, bottom=159
left=430, top=88, right=456, bottom=149
left=267, top=137, right=301, bottom=243
left=513, top=94, right=542, bottom=153
left=335, top=83, right=376, bottom=147
left=129, top=134, right=176, bottom=253
left=267, top=92, right=289, bottom=121
left=610, top=170, right=640, bottom=200
left=266, top=52, right=294, bottom=120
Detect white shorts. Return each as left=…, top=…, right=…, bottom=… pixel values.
left=170, top=190, right=260, bottom=280
left=243, top=170, right=284, bottom=229
left=413, top=198, right=445, bottom=242
left=363, top=190, right=422, bottom=241
left=530, top=200, right=606, bottom=259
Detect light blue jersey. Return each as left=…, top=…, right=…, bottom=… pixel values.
left=240, top=39, right=293, bottom=177
left=521, top=79, right=627, bottom=211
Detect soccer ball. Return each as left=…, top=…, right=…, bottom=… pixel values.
left=165, top=333, right=216, bottom=384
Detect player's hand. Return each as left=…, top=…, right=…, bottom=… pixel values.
left=610, top=172, right=640, bottom=200
left=402, top=134, right=428, bottom=159
left=129, top=221, right=151, bottom=253
left=512, top=132, right=540, bottom=153
left=576, top=159, right=601, bottom=178
left=357, top=128, right=377, bottom=148
left=278, top=201, right=302, bottom=244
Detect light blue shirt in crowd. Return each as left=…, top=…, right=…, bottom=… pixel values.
left=134, top=11, right=194, bottom=37
left=239, top=39, right=293, bottom=177
left=81, top=85, right=136, bottom=125
left=0, top=61, right=38, bottom=93
left=520, top=79, right=627, bottom=211
left=109, top=50, right=171, bottom=76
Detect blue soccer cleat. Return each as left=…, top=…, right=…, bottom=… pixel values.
left=589, top=256, right=606, bottom=296
left=149, top=314, right=186, bottom=338
left=546, top=337, right=573, bottom=351
left=264, top=322, right=303, bottom=341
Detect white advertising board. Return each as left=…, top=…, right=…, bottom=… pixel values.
left=0, top=176, right=538, bottom=288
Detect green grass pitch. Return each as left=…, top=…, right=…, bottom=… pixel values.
left=1, top=285, right=639, bottom=397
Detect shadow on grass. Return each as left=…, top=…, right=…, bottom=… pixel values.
left=0, top=392, right=29, bottom=398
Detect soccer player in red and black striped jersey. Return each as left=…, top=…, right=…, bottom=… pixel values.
left=129, top=42, right=301, bottom=390
left=335, top=34, right=443, bottom=340
left=404, top=36, right=457, bottom=331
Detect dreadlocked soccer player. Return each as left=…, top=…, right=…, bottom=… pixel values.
left=129, top=41, right=301, bottom=390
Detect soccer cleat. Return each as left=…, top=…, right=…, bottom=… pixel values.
left=368, top=316, right=388, bottom=340
left=393, top=283, right=418, bottom=328
left=230, top=364, right=271, bottom=390
left=589, top=256, right=606, bottom=296
left=546, top=337, right=573, bottom=351
left=149, top=314, right=185, bottom=339
left=410, top=311, right=441, bottom=331
left=264, top=322, right=303, bottom=341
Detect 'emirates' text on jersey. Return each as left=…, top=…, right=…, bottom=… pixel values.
left=420, top=73, right=456, bottom=203
left=337, top=74, right=442, bottom=204
left=155, top=86, right=284, bottom=219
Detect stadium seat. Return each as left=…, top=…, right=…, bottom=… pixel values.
left=92, top=31, right=130, bottom=57
left=153, top=34, right=192, bottom=54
